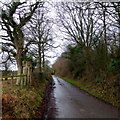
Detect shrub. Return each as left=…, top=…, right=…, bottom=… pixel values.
left=108, top=58, right=119, bottom=74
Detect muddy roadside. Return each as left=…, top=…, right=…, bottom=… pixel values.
left=35, top=78, right=57, bottom=119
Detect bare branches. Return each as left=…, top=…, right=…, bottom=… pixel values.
left=9, top=2, right=26, bottom=17
left=19, top=2, right=39, bottom=28
left=24, top=2, right=56, bottom=72
left=2, top=42, right=16, bottom=49
left=0, top=1, right=40, bottom=78
left=56, top=2, right=97, bottom=48
left=56, top=2, right=120, bottom=51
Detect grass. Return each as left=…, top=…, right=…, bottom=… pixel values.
left=58, top=76, right=120, bottom=108
left=62, top=77, right=90, bottom=91
left=2, top=81, right=49, bottom=119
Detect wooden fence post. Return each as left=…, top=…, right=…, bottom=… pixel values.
left=11, top=76, right=13, bottom=84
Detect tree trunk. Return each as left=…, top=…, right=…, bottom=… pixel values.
left=42, top=44, right=45, bottom=72
left=38, top=43, right=42, bottom=73
left=102, top=4, right=108, bottom=73
left=16, top=51, right=23, bottom=85
left=14, top=32, right=24, bottom=85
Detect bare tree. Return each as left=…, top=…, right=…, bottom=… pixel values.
left=55, top=2, right=99, bottom=73
left=55, top=2, right=120, bottom=77
left=26, top=2, right=56, bottom=73
left=0, top=1, right=39, bottom=85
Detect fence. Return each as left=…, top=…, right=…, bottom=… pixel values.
left=0, top=75, right=27, bottom=84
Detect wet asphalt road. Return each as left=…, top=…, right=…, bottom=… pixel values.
left=46, top=75, right=119, bottom=118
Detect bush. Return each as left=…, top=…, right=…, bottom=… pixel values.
left=109, top=58, right=119, bottom=74
left=95, top=76, right=103, bottom=83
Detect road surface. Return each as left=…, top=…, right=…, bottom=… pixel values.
left=45, top=75, right=119, bottom=118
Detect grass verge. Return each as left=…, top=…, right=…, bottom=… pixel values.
left=58, top=76, right=120, bottom=108
left=2, top=81, right=49, bottom=119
